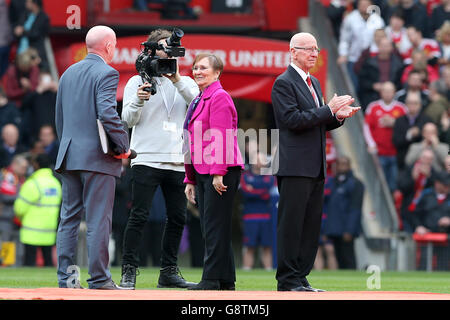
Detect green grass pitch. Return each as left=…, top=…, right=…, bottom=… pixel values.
left=0, top=267, right=449, bottom=293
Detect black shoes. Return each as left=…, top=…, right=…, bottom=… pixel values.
left=277, top=278, right=325, bottom=292
left=220, top=281, right=236, bottom=291
left=300, top=278, right=325, bottom=292
left=120, top=264, right=139, bottom=290
left=188, top=280, right=220, bottom=290
left=187, top=280, right=236, bottom=291
left=157, top=266, right=197, bottom=289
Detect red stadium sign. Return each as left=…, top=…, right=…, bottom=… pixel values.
left=61, top=35, right=328, bottom=102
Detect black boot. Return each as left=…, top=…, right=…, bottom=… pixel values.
left=157, top=266, right=197, bottom=289
left=119, top=264, right=138, bottom=290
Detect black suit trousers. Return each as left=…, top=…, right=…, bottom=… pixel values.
left=195, top=167, right=241, bottom=282
left=276, top=175, right=324, bottom=289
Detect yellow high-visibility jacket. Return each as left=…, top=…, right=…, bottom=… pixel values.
left=14, top=168, right=62, bottom=246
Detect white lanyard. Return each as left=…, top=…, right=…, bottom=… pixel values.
left=157, top=78, right=177, bottom=121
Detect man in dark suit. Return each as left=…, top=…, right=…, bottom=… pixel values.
left=271, top=32, right=360, bottom=292
left=55, top=26, right=130, bottom=290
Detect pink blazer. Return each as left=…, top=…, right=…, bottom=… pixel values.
left=184, top=80, right=244, bottom=184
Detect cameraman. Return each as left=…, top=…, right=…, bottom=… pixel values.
left=120, top=29, right=199, bottom=290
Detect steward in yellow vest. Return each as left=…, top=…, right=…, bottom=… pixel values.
left=14, top=154, right=61, bottom=266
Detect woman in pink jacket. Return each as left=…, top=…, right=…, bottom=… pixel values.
left=184, top=53, right=244, bottom=290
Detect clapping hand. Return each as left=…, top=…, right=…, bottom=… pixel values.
left=328, top=94, right=355, bottom=114
left=335, top=105, right=361, bottom=119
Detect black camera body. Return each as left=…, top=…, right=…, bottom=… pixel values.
left=135, top=28, right=185, bottom=95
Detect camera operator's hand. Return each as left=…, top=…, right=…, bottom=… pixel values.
left=163, top=59, right=181, bottom=83
left=137, top=82, right=152, bottom=101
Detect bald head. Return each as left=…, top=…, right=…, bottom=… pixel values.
left=2, top=124, right=19, bottom=147
left=85, top=25, right=117, bottom=64
left=290, top=32, right=317, bottom=49
left=290, top=32, right=319, bottom=72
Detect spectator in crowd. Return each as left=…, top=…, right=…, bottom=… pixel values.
left=439, top=107, right=450, bottom=144
left=37, top=124, right=58, bottom=166
left=0, top=0, right=12, bottom=79
left=240, top=152, right=276, bottom=271
left=13, top=0, right=50, bottom=69
left=13, top=153, right=61, bottom=266
left=400, top=50, right=440, bottom=87
left=436, top=21, right=450, bottom=68
left=364, top=81, right=408, bottom=192
left=133, top=0, right=152, bottom=11
left=358, top=37, right=404, bottom=109
left=442, top=65, right=450, bottom=102
left=430, top=0, right=450, bottom=37
left=8, top=0, right=26, bottom=28
left=424, top=80, right=450, bottom=128
left=134, top=0, right=198, bottom=19
left=322, top=156, right=364, bottom=269
left=404, top=25, right=441, bottom=66
left=392, top=0, right=430, bottom=37
left=160, top=0, right=198, bottom=19
left=412, top=170, right=450, bottom=271
left=4, top=50, right=39, bottom=108
left=21, top=70, right=57, bottom=144
left=0, top=123, right=27, bottom=169
left=446, top=154, right=450, bottom=172
left=395, top=70, right=430, bottom=108
left=0, top=154, right=28, bottom=242
left=384, top=9, right=412, bottom=61
left=392, top=91, right=432, bottom=170
left=111, top=158, right=132, bottom=266
left=354, top=28, right=388, bottom=75
left=0, top=87, right=21, bottom=133
left=314, top=226, right=338, bottom=270
left=420, top=0, right=442, bottom=16
left=397, top=148, right=438, bottom=232
left=314, top=177, right=338, bottom=271
left=337, top=0, right=385, bottom=91
left=326, top=0, right=352, bottom=39
left=405, top=122, right=449, bottom=172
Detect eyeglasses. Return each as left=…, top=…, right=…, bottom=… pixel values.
left=293, top=46, right=321, bottom=54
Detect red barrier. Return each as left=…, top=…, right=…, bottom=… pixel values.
left=412, top=233, right=448, bottom=245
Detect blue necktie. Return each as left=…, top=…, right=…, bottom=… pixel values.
left=184, top=94, right=202, bottom=130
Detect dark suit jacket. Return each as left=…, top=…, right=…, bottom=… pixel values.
left=271, top=65, right=343, bottom=178
left=357, top=54, right=404, bottom=109
left=392, top=112, right=432, bottom=169
left=55, top=54, right=129, bottom=177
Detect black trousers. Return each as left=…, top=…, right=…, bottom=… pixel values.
left=122, top=165, right=187, bottom=268
left=328, top=236, right=356, bottom=269
left=195, top=167, right=241, bottom=282
left=23, top=244, right=53, bottom=266
left=276, top=175, right=324, bottom=289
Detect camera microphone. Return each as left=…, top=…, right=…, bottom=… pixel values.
left=166, top=28, right=184, bottom=47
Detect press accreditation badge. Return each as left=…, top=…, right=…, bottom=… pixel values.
left=163, top=121, right=177, bottom=133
